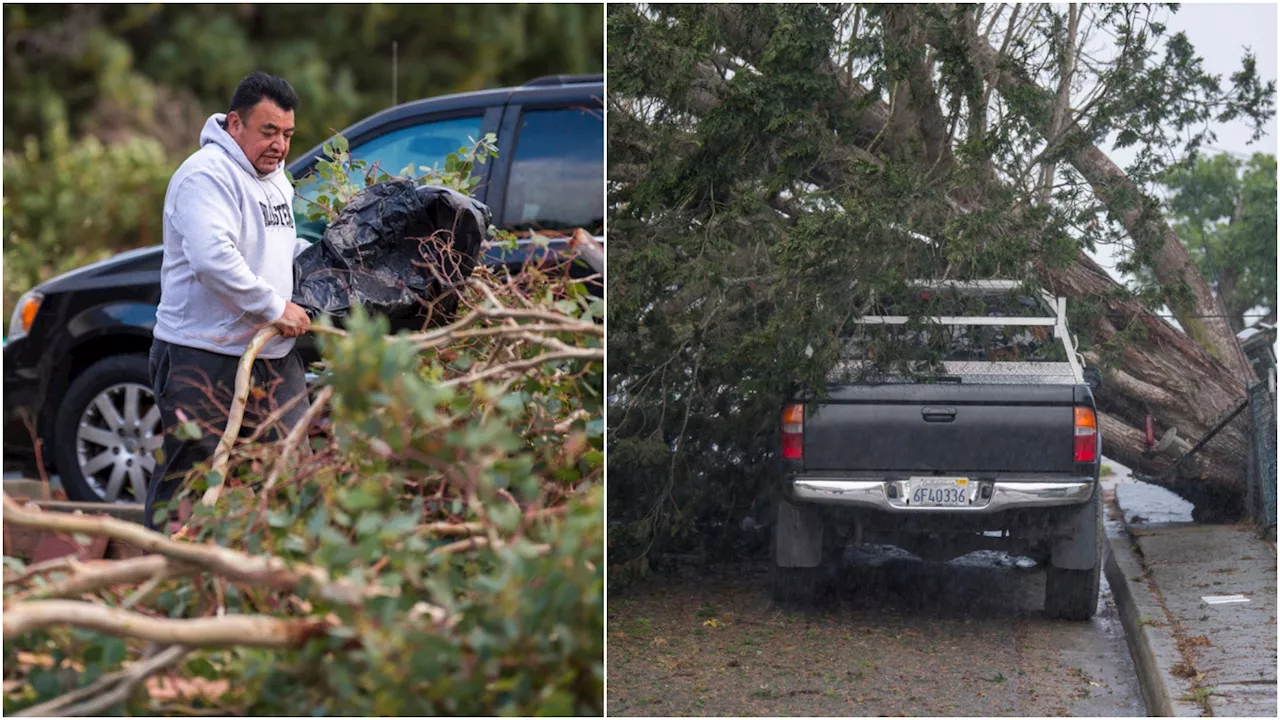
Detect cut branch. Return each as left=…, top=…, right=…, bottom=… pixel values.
left=7, top=555, right=178, bottom=605
left=2, top=600, right=328, bottom=648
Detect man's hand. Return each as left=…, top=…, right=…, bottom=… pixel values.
left=273, top=301, right=312, bottom=338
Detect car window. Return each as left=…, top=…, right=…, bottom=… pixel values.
left=502, top=107, right=603, bottom=235
left=293, top=115, right=486, bottom=239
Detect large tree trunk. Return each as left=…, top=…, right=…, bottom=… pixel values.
left=1039, top=252, right=1250, bottom=519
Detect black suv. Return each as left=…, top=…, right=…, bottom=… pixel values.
left=3, top=75, right=603, bottom=503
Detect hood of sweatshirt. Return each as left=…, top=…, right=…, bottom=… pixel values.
left=199, top=113, right=284, bottom=181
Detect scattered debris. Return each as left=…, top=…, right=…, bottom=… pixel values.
left=1201, top=594, right=1249, bottom=605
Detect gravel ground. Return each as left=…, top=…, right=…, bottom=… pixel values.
left=608, top=546, right=1146, bottom=717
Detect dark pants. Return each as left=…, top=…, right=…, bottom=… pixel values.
left=143, top=338, right=310, bottom=531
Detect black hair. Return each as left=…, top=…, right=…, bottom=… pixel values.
left=228, top=72, right=299, bottom=120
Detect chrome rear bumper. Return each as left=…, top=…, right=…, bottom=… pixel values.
left=791, top=477, right=1094, bottom=513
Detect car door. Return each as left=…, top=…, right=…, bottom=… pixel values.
left=484, top=88, right=605, bottom=277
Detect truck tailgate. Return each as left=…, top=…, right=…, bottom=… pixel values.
left=803, top=384, right=1078, bottom=474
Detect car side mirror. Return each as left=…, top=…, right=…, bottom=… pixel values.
left=1083, top=367, right=1103, bottom=392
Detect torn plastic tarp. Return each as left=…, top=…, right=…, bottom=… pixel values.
left=292, top=180, right=492, bottom=322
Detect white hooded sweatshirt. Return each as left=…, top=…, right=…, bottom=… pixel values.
left=153, top=114, right=308, bottom=359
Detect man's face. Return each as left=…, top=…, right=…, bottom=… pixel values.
left=227, top=99, right=295, bottom=176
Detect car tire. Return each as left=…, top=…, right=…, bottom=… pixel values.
left=1044, top=489, right=1103, bottom=621
left=53, top=354, right=162, bottom=504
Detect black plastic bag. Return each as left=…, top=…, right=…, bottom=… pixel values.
left=292, top=180, right=491, bottom=322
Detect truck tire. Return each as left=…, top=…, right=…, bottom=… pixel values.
left=53, top=354, right=161, bottom=504
left=1044, top=488, right=1102, bottom=621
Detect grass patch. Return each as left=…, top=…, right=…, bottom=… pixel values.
left=1180, top=686, right=1215, bottom=713
left=625, top=617, right=655, bottom=637
left=695, top=603, right=720, bottom=618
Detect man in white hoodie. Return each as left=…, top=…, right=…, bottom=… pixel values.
left=145, top=72, right=314, bottom=530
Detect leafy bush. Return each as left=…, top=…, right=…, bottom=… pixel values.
left=3, top=138, right=604, bottom=715
left=2, top=120, right=174, bottom=332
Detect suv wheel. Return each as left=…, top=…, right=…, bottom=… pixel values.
left=1044, top=489, right=1103, bottom=621
left=53, top=355, right=162, bottom=504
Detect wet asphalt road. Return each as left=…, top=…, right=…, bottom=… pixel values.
left=608, top=544, right=1147, bottom=716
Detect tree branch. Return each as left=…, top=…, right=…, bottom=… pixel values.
left=3, top=494, right=375, bottom=606
left=7, top=555, right=178, bottom=605
left=3, top=600, right=327, bottom=648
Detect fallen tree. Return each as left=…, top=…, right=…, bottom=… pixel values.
left=607, top=3, right=1274, bottom=571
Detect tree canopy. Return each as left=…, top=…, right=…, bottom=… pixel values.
left=1160, top=151, right=1277, bottom=331
left=3, top=3, right=603, bottom=154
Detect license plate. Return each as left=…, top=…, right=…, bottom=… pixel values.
left=905, top=477, right=972, bottom=507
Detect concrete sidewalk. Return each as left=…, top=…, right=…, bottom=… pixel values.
left=1102, top=468, right=1277, bottom=717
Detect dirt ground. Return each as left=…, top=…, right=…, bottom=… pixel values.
left=607, top=548, right=1146, bottom=717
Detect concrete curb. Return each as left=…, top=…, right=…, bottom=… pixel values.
left=1102, top=501, right=1203, bottom=717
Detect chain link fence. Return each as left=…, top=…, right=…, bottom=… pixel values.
left=1245, top=381, right=1276, bottom=529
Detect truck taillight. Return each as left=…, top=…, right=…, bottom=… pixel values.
left=782, top=404, right=804, bottom=460
left=1074, top=407, right=1097, bottom=463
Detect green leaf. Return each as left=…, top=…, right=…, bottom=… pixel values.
left=355, top=511, right=383, bottom=537
left=337, top=484, right=376, bottom=512
left=101, top=636, right=126, bottom=666
left=381, top=513, right=418, bottom=537
left=174, top=421, right=203, bottom=441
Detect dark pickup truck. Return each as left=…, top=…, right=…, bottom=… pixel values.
left=3, top=74, right=603, bottom=504
left=774, top=281, right=1105, bottom=620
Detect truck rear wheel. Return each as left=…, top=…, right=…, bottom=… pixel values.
left=1044, top=488, right=1102, bottom=621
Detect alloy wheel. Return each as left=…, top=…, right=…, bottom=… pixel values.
left=75, top=382, right=163, bottom=503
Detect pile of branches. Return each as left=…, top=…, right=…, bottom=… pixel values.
left=2, top=245, right=605, bottom=716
